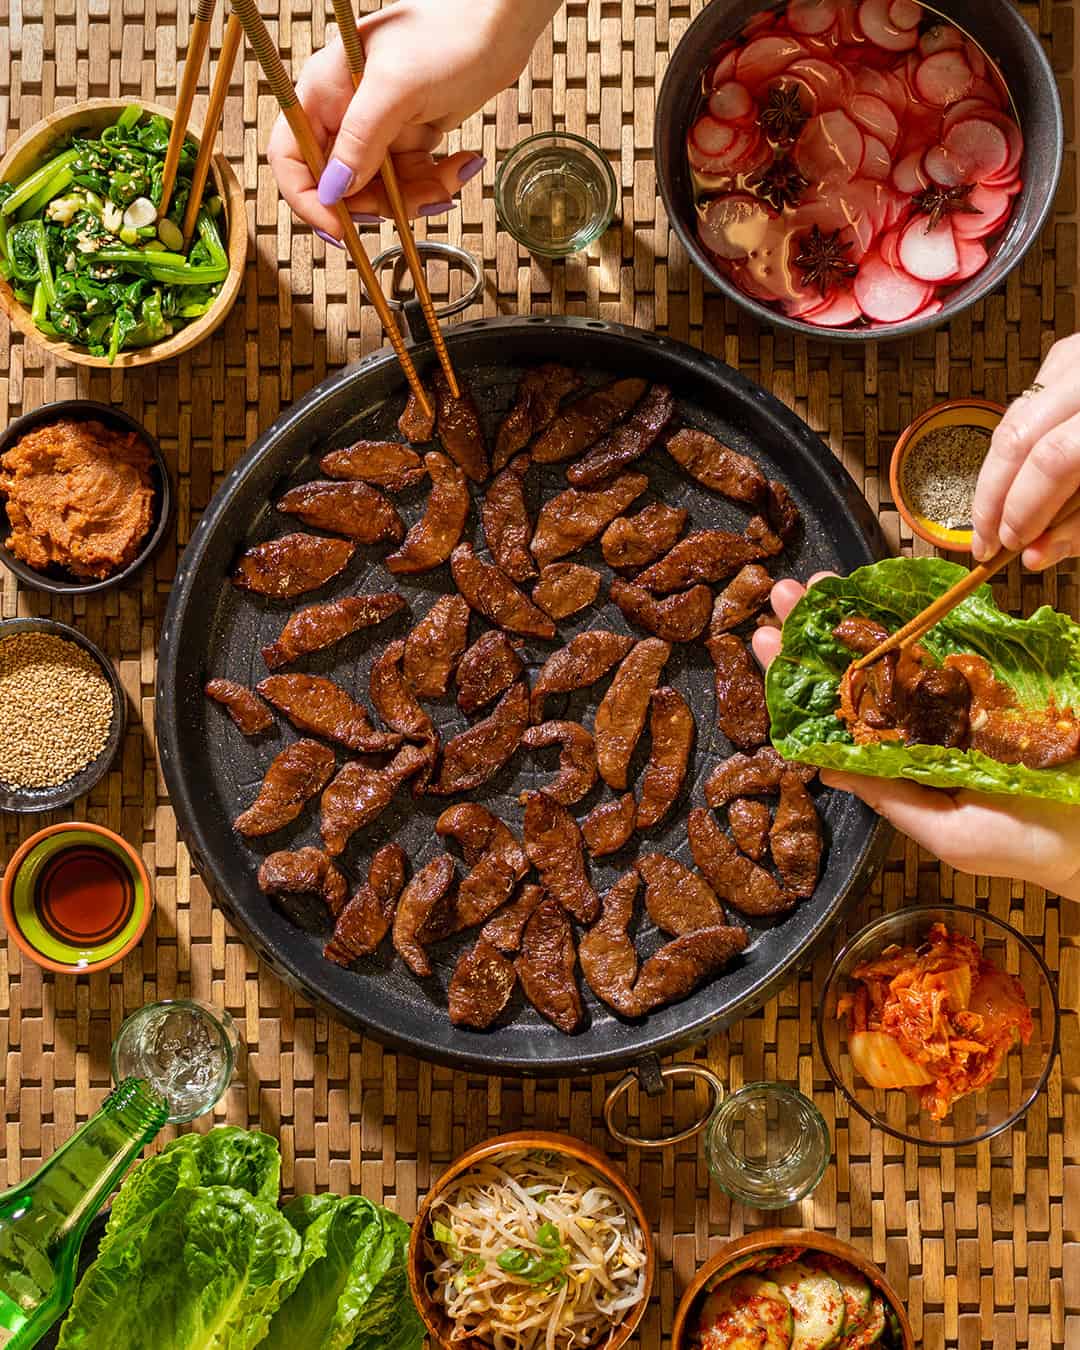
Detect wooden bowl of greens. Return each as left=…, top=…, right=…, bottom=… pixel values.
left=0, top=99, right=246, bottom=368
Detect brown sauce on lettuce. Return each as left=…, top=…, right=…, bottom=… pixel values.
left=834, top=618, right=1080, bottom=771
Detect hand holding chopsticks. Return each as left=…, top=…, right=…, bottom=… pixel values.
left=330, top=0, right=461, bottom=398
left=852, top=490, right=1080, bottom=671
left=229, top=0, right=434, bottom=421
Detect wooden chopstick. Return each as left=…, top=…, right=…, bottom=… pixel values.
left=181, top=10, right=243, bottom=249
left=852, top=493, right=1080, bottom=671
left=159, top=0, right=219, bottom=220
left=330, top=0, right=462, bottom=399
left=230, top=0, right=433, bottom=422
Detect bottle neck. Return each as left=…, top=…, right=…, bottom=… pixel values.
left=35, top=1078, right=168, bottom=1243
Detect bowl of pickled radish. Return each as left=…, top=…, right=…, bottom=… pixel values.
left=655, top=0, right=1063, bottom=338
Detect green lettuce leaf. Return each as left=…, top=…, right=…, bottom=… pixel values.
left=260, top=1196, right=423, bottom=1350
left=58, top=1186, right=301, bottom=1350
left=766, top=557, right=1080, bottom=802
left=102, top=1128, right=281, bottom=1255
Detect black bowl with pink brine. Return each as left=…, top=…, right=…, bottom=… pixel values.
left=655, top=0, right=1062, bottom=338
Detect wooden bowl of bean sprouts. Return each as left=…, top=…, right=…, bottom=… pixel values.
left=408, top=1131, right=655, bottom=1350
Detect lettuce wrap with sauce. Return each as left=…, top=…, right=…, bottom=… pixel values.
left=766, top=557, right=1080, bottom=803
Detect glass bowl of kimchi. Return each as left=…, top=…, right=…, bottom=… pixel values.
left=817, top=905, right=1058, bottom=1147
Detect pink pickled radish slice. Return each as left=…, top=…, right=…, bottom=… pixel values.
left=915, top=50, right=976, bottom=106
left=794, top=110, right=865, bottom=184
left=918, top=23, right=965, bottom=56
left=981, top=120, right=1024, bottom=184
left=854, top=251, right=934, bottom=321
left=725, top=126, right=770, bottom=172
left=854, top=67, right=908, bottom=120
left=888, top=0, right=922, bottom=29
left=708, top=82, right=755, bottom=123
left=698, top=194, right=774, bottom=261
left=688, top=141, right=742, bottom=176
left=807, top=287, right=863, bottom=326
left=786, top=57, right=851, bottom=110
left=745, top=9, right=781, bottom=35
left=879, top=227, right=902, bottom=267
left=861, top=135, right=893, bottom=181
left=850, top=93, right=900, bottom=151
left=947, top=237, right=989, bottom=281
left=963, top=39, right=988, bottom=81
left=943, top=118, right=1009, bottom=180
left=923, top=145, right=967, bottom=189
left=787, top=0, right=840, bottom=36
left=951, top=184, right=1012, bottom=237
left=892, top=148, right=929, bottom=194
left=942, top=98, right=999, bottom=135
left=692, top=117, right=738, bottom=156
left=786, top=288, right=832, bottom=317
left=899, top=215, right=960, bottom=281
left=711, top=49, right=739, bottom=87
left=736, top=34, right=806, bottom=90
left=858, top=0, right=920, bottom=51
left=919, top=299, right=944, bottom=318
left=966, top=76, right=1007, bottom=110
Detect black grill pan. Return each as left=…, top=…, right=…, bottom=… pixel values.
left=157, top=316, right=890, bottom=1078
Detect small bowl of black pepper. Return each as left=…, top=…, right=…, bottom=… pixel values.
left=890, top=399, right=1005, bottom=553
left=0, top=617, right=126, bottom=813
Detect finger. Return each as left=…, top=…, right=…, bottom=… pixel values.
left=770, top=579, right=806, bottom=623
left=268, top=115, right=348, bottom=237
left=344, top=149, right=484, bottom=220
left=1021, top=513, right=1080, bottom=570
left=972, top=358, right=1080, bottom=559
left=751, top=626, right=782, bottom=669
left=805, top=570, right=839, bottom=588
left=996, top=410, right=1080, bottom=555
left=318, top=65, right=423, bottom=206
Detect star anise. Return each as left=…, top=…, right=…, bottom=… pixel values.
left=794, top=226, right=858, bottom=298
left=758, top=84, right=808, bottom=145
left=749, top=155, right=809, bottom=212
left=911, top=182, right=983, bottom=232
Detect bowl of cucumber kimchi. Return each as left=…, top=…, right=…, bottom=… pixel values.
left=673, top=1229, right=914, bottom=1350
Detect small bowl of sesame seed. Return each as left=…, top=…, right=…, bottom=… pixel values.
left=890, top=399, right=1005, bottom=553
left=0, top=617, right=126, bottom=813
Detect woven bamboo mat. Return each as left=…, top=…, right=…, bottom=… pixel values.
left=1, top=1, right=1078, bottom=1346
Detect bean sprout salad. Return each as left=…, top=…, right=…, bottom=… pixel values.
left=425, top=1150, right=649, bottom=1350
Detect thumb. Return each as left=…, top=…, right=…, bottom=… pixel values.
left=317, top=62, right=418, bottom=206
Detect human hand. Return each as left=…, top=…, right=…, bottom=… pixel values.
left=970, top=334, right=1080, bottom=569
left=267, top=0, right=560, bottom=240
left=752, top=576, right=1080, bottom=900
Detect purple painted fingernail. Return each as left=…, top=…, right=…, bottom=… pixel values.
left=419, top=199, right=455, bottom=217
left=352, top=212, right=383, bottom=224
left=318, top=157, right=354, bottom=206
left=457, top=154, right=486, bottom=185
left=314, top=228, right=344, bottom=249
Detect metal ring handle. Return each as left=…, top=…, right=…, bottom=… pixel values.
left=604, top=1065, right=723, bottom=1149
left=369, top=241, right=484, bottom=317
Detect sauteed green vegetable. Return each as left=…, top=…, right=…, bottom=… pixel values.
left=0, top=105, right=228, bottom=361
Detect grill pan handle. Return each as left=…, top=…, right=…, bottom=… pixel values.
left=603, top=1061, right=723, bottom=1150
left=369, top=241, right=485, bottom=345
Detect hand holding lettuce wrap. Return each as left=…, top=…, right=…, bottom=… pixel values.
left=753, top=564, right=1080, bottom=901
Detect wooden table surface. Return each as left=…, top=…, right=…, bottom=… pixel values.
left=0, top=2, right=1078, bottom=1347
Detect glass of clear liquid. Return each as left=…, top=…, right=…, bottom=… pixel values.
left=704, top=1082, right=830, bottom=1210
left=111, top=999, right=240, bottom=1124
left=495, top=131, right=618, bottom=258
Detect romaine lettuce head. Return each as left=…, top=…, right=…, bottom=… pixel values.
left=102, top=1128, right=281, bottom=1254
left=58, top=1185, right=301, bottom=1350
left=767, top=557, right=1080, bottom=802
left=260, top=1195, right=423, bottom=1350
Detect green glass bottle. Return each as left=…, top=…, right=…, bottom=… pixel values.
left=0, top=1077, right=167, bottom=1348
